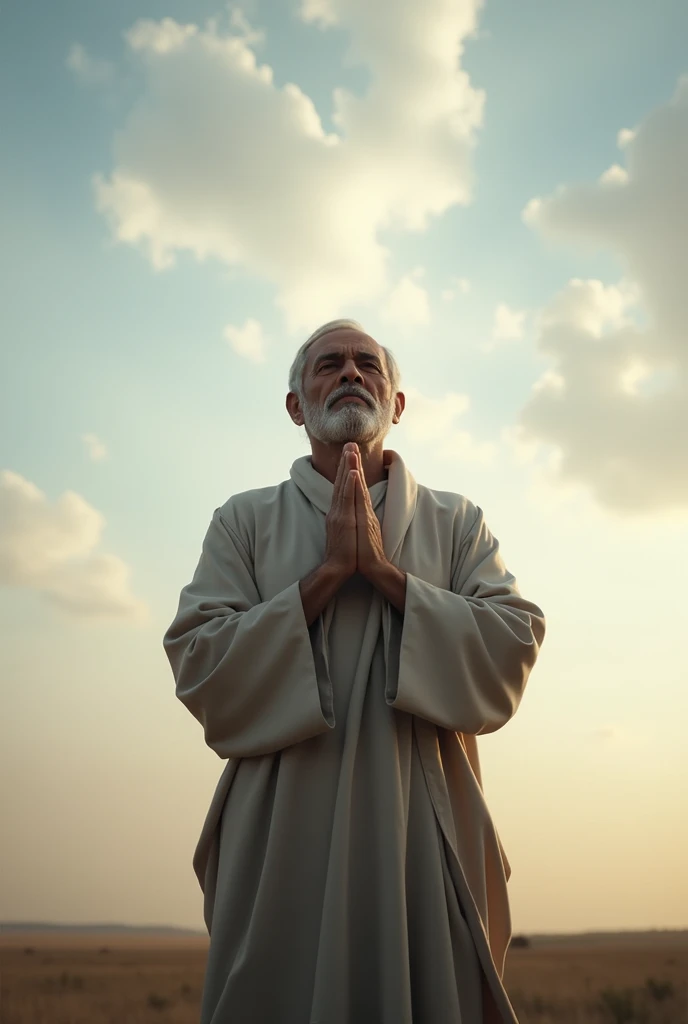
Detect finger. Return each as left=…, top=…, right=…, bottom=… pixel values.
left=331, top=455, right=345, bottom=506
left=356, top=462, right=373, bottom=509
left=354, top=473, right=364, bottom=509
left=349, top=447, right=362, bottom=481
left=354, top=474, right=366, bottom=518
left=343, top=469, right=358, bottom=505
left=332, top=447, right=352, bottom=504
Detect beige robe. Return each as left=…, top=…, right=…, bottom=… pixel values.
left=163, top=452, right=546, bottom=1023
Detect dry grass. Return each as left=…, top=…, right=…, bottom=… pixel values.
left=1, top=933, right=686, bottom=1023
left=504, top=944, right=688, bottom=1023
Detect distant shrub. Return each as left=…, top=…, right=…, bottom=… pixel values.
left=38, top=971, right=85, bottom=993
left=645, top=977, right=674, bottom=1002
left=59, top=971, right=84, bottom=990
left=510, top=934, right=531, bottom=949
left=23, top=946, right=35, bottom=955
left=99, top=946, right=110, bottom=954
left=147, top=992, right=171, bottom=1011
left=598, top=987, right=647, bottom=1024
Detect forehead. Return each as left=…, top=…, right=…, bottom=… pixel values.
left=305, top=328, right=383, bottom=367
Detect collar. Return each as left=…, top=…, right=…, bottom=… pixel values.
left=289, top=450, right=418, bottom=564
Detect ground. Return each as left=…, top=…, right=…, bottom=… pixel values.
left=1, top=932, right=686, bottom=1023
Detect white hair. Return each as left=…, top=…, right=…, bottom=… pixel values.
left=288, top=319, right=401, bottom=398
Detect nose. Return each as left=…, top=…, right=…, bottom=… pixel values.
left=339, top=358, right=364, bottom=385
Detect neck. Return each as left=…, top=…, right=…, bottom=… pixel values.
left=309, top=438, right=387, bottom=486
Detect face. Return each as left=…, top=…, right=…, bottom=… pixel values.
left=293, top=329, right=402, bottom=445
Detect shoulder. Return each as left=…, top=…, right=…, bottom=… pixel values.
left=415, top=482, right=481, bottom=537
left=215, top=478, right=294, bottom=532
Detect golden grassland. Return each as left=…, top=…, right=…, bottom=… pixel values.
left=1, top=932, right=686, bottom=1023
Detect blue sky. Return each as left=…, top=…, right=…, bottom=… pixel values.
left=1, top=0, right=687, bottom=932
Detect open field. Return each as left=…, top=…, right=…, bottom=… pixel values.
left=1, top=932, right=686, bottom=1023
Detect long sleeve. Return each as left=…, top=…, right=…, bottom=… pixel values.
left=385, top=507, right=545, bottom=735
left=163, top=508, right=335, bottom=758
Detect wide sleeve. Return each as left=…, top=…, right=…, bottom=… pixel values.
left=385, top=506, right=545, bottom=735
left=163, top=508, right=335, bottom=759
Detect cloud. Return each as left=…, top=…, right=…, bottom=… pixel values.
left=82, top=433, right=108, bottom=462
left=380, top=268, right=430, bottom=330
left=478, top=301, right=527, bottom=353
left=66, top=43, right=114, bottom=85
left=588, top=724, right=645, bottom=750
left=0, top=471, right=147, bottom=622
left=441, top=277, right=471, bottom=302
left=94, top=3, right=484, bottom=330
left=397, top=387, right=496, bottom=464
left=520, top=76, right=688, bottom=513
left=617, top=128, right=636, bottom=149
left=493, top=301, right=526, bottom=342
left=224, top=318, right=267, bottom=363
left=590, top=725, right=623, bottom=743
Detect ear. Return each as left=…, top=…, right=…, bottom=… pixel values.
left=392, top=391, right=405, bottom=425
left=286, top=391, right=305, bottom=426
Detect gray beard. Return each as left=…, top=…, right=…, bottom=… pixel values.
left=302, top=394, right=395, bottom=445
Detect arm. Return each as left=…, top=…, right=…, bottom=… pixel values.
left=299, top=562, right=350, bottom=627
left=385, top=507, right=545, bottom=735
left=368, top=561, right=407, bottom=614
left=163, top=509, right=336, bottom=759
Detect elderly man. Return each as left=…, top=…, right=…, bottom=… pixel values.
left=163, top=318, right=546, bottom=1024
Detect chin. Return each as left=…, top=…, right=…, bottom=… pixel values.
left=304, top=403, right=392, bottom=445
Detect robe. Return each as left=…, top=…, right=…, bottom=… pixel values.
left=163, top=451, right=546, bottom=1023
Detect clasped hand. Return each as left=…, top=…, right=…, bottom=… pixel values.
left=325, top=443, right=387, bottom=581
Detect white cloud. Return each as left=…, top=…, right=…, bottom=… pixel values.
left=520, top=76, right=688, bottom=513
left=126, top=18, right=198, bottom=54
left=66, top=43, right=114, bottom=85
left=590, top=725, right=624, bottom=744
left=94, top=3, right=484, bottom=330
left=481, top=301, right=527, bottom=352
left=398, top=387, right=496, bottom=464
left=531, top=369, right=566, bottom=395
left=224, top=318, right=267, bottom=363
left=299, top=0, right=339, bottom=28
left=442, top=277, right=471, bottom=301
left=82, top=433, right=108, bottom=462
left=493, top=302, right=526, bottom=341
left=228, top=7, right=266, bottom=46
left=588, top=725, right=645, bottom=750
left=501, top=424, right=540, bottom=466
left=380, top=268, right=430, bottom=330
left=538, top=278, right=637, bottom=339
left=599, top=163, right=629, bottom=186
left=617, top=127, right=636, bottom=149
left=0, top=471, right=147, bottom=622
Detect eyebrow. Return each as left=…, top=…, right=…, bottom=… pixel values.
left=311, top=350, right=383, bottom=370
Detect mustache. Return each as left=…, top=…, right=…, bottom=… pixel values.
left=326, top=385, right=375, bottom=410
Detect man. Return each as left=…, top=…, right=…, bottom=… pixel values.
left=163, top=318, right=546, bottom=1024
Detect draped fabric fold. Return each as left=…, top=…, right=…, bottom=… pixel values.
left=163, top=451, right=545, bottom=1023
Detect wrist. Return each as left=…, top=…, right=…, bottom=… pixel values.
left=321, top=558, right=354, bottom=587
left=360, top=556, right=389, bottom=585
left=366, top=559, right=407, bottom=613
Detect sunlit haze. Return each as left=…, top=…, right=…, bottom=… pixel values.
left=1, top=0, right=687, bottom=935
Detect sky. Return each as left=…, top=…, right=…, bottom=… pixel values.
left=1, top=0, right=687, bottom=936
